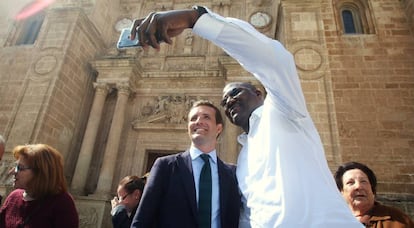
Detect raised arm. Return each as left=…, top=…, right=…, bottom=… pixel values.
left=130, top=6, right=308, bottom=118
left=130, top=8, right=203, bottom=50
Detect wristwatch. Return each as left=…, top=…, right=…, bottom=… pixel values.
left=192, top=5, right=207, bottom=18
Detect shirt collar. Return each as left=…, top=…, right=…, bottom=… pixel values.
left=190, top=146, right=217, bottom=164
left=250, top=106, right=263, bottom=124
left=237, top=106, right=263, bottom=143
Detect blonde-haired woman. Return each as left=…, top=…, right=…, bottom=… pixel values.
left=0, top=144, right=79, bottom=228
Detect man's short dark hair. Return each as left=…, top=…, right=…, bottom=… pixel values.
left=191, top=100, right=224, bottom=126
left=223, top=82, right=258, bottom=93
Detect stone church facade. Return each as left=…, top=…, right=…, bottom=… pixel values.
left=0, top=0, right=413, bottom=227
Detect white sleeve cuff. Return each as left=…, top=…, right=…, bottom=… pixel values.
left=192, top=10, right=225, bottom=41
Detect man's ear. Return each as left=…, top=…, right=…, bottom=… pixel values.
left=216, top=124, right=223, bottom=136
left=255, top=89, right=263, bottom=97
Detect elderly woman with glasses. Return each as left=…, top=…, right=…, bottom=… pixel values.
left=0, top=144, right=79, bottom=228
left=334, top=161, right=414, bottom=227
left=111, top=175, right=146, bottom=228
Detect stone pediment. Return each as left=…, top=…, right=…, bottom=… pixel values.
left=132, top=94, right=203, bottom=130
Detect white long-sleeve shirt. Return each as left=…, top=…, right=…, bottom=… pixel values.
left=193, top=9, right=363, bottom=228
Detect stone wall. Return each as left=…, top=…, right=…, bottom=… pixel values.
left=324, top=0, right=414, bottom=194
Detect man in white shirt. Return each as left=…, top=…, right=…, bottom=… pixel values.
left=130, top=6, right=363, bottom=228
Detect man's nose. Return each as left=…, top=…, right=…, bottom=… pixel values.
left=194, top=116, right=203, bottom=123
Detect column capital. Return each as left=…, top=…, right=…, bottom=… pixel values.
left=93, top=82, right=110, bottom=93
left=116, top=82, right=131, bottom=95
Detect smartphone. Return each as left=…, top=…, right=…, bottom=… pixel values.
left=117, top=28, right=140, bottom=49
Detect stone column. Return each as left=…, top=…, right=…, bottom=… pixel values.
left=94, top=83, right=130, bottom=196
left=71, top=83, right=109, bottom=195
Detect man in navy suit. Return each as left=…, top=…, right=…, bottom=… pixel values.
left=131, top=100, right=240, bottom=228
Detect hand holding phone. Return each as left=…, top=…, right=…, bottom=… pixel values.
left=117, top=28, right=140, bottom=49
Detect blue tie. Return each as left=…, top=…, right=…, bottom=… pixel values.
left=198, top=154, right=212, bottom=228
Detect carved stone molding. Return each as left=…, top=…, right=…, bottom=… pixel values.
left=132, top=94, right=206, bottom=129
left=34, top=55, right=58, bottom=75
left=30, top=48, right=61, bottom=82
left=290, top=40, right=327, bottom=80
left=116, top=82, right=131, bottom=95
left=93, top=82, right=111, bottom=93
left=90, top=57, right=142, bottom=93
left=78, top=206, right=99, bottom=227
left=75, top=197, right=111, bottom=228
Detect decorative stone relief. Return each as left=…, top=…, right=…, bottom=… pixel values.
left=293, top=47, right=323, bottom=72
left=78, top=206, right=99, bottom=227
left=290, top=40, right=326, bottom=80
left=116, top=82, right=132, bottom=96
left=33, top=55, right=58, bottom=75
left=93, top=82, right=111, bottom=94
left=184, top=30, right=194, bottom=54
left=249, top=11, right=272, bottom=29
left=185, top=31, right=194, bottom=46
left=132, top=94, right=204, bottom=129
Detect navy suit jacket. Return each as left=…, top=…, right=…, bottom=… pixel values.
left=131, top=150, right=240, bottom=228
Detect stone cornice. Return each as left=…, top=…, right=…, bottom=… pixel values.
left=89, top=57, right=142, bottom=92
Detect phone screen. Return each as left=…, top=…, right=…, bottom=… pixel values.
left=117, top=28, right=140, bottom=49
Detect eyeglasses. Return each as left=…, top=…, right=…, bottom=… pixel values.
left=118, top=192, right=130, bottom=201
left=15, top=164, right=32, bottom=173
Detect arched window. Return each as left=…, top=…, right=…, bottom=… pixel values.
left=334, top=0, right=375, bottom=35
left=341, top=7, right=363, bottom=34
left=15, top=14, right=45, bottom=45
left=6, top=11, right=45, bottom=46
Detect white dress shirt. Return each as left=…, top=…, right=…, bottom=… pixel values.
left=193, top=9, right=363, bottom=228
left=190, top=147, right=221, bottom=228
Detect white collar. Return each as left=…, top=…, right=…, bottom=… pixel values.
left=189, top=146, right=217, bottom=164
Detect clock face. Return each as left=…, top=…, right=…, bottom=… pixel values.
left=249, top=12, right=272, bottom=29
left=115, top=18, right=133, bottom=32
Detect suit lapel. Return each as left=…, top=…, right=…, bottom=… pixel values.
left=217, top=159, right=230, bottom=218
left=177, top=151, right=198, bottom=219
